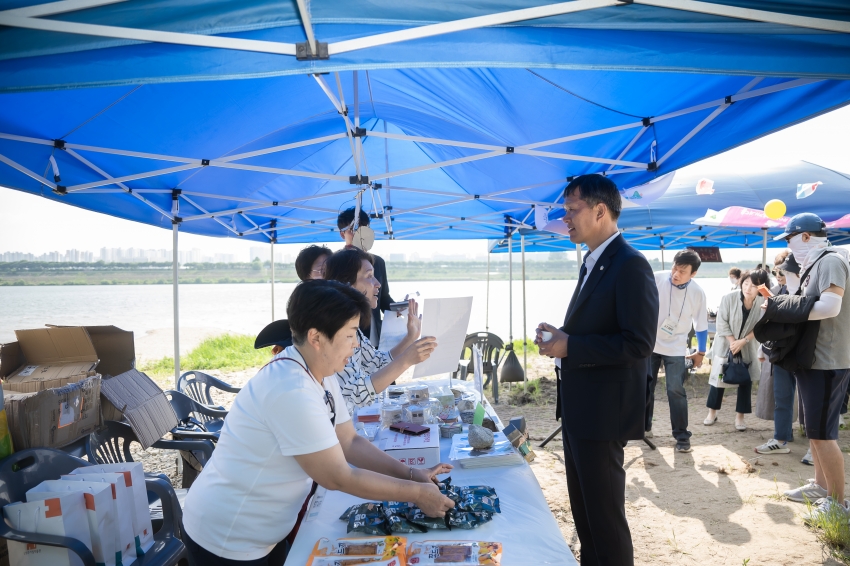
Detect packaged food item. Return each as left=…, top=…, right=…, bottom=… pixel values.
left=311, top=536, right=406, bottom=558
left=440, top=422, right=463, bottom=438
left=406, top=507, right=449, bottom=530
left=308, top=556, right=396, bottom=566
left=407, top=384, right=430, bottom=403
left=340, top=502, right=378, bottom=521
left=456, top=493, right=500, bottom=514
left=446, top=510, right=493, bottom=530
left=386, top=386, right=407, bottom=400
left=404, top=402, right=431, bottom=425
left=348, top=503, right=391, bottom=536
left=406, top=541, right=502, bottom=565
left=381, top=403, right=404, bottom=429
left=383, top=502, right=427, bottom=534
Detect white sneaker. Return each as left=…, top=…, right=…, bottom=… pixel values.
left=755, top=439, right=791, bottom=455
left=801, top=448, right=814, bottom=466
left=802, top=496, right=850, bottom=524
left=645, top=430, right=653, bottom=439
left=784, top=479, right=827, bottom=503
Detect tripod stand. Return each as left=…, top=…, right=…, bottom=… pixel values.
left=538, top=424, right=656, bottom=450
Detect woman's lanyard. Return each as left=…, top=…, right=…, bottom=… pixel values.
left=668, top=279, right=689, bottom=322
left=264, top=355, right=336, bottom=426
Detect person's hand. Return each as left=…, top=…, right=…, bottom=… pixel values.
left=404, top=299, right=421, bottom=338
left=411, top=463, right=453, bottom=485
left=686, top=352, right=705, bottom=368
left=399, top=336, right=437, bottom=367
left=729, top=339, right=747, bottom=355
left=534, top=323, right=568, bottom=358
left=414, top=482, right=455, bottom=518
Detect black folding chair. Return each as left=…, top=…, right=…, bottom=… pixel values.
left=177, top=370, right=240, bottom=409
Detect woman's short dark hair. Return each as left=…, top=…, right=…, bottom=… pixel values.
left=324, top=248, right=374, bottom=286
left=337, top=207, right=371, bottom=230
left=673, top=250, right=701, bottom=273
left=741, top=268, right=770, bottom=288
left=564, top=174, right=622, bottom=220
left=294, top=245, right=331, bottom=281
left=287, top=280, right=371, bottom=345
left=728, top=267, right=742, bottom=278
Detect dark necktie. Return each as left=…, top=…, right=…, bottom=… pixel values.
left=578, top=260, right=588, bottom=288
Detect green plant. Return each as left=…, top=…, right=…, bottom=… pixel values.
left=510, top=338, right=539, bottom=355
left=804, top=498, right=850, bottom=563
left=140, top=334, right=272, bottom=377
left=507, top=379, right=541, bottom=405
left=742, top=559, right=750, bottom=565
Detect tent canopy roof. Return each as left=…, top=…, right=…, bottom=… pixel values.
left=1, top=0, right=849, bottom=245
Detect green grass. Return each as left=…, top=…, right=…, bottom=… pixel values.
left=140, top=334, right=272, bottom=378
left=804, top=497, right=850, bottom=564
left=507, top=378, right=541, bottom=405
left=510, top=338, right=539, bottom=356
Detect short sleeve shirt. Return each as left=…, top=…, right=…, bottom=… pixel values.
left=802, top=249, right=850, bottom=370
left=182, top=346, right=350, bottom=560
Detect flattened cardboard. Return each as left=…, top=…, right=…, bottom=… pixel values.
left=101, top=369, right=178, bottom=449
left=5, top=327, right=99, bottom=392
left=47, top=325, right=135, bottom=378
left=3, top=375, right=102, bottom=450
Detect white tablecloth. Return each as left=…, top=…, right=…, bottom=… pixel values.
left=284, top=379, right=576, bottom=565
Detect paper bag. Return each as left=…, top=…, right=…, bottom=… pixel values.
left=80, top=464, right=153, bottom=556
left=61, top=473, right=137, bottom=566
left=26, top=480, right=117, bottom=566
left=3, top=491, right=93, bottom=566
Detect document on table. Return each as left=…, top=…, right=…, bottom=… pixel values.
left=412, top=297, right=473, bottom=379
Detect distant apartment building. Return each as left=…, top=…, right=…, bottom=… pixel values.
left=389, top=253, right=407, bottom=263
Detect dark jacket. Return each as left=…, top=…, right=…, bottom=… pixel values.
left=556, top=234, right=659, bottom=441
left=370, top=253, right=394, bottom=347
left=753, top=294, right=819, bottom=372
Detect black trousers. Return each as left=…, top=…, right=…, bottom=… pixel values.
left=184, top=531, right=290, bottom=566
left=562, top=431, right=633, bottom=566
left=706, top=381, right=752, bottom=413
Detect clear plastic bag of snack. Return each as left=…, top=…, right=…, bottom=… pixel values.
left=406, top=541, right=502, bottom=565
left=312, top=536, right=406, bottom=558
left=308, top=556, right=401, bottom=566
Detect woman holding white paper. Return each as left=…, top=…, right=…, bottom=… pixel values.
left=324, top=248, right=438, bottom=411
left=182, top=280, right=453, bottom=566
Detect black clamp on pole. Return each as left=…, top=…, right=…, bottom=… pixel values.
left=296, top=42, right=329, bottom=60
left=349, top=175, right=369, bottom=185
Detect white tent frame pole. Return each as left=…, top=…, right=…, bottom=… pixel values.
left=172, top=221, right=180, bottom=387
left=633, top=0, right=850, bottom=34
left=270, top=238, right=275, bottom=321
left=239, top=212, right=277, bottom=241
left=294, top=0, right=317, bottom=56
left=521, top=233, right=527, bottom=376
left=0, top=0, right=127, bottom=18
left=0, top=152, right=58, bottom=189
left=575, top=244, right=582, bottom=270
left=0, top=13, right=298, bottom=55
left=370, top=150, right=505, bottom=182
left=67, top=163, right=198, bottom=192
left=486, top=252, right=491, bottom=332
left=762, top=229, right=768, bottom=268
left=607, top=126, right=649, bottom=171
left=180, top=187, right=353, bottom=207
left=178, top=194, right=245, bottom=236
left=219, top=133, right=347, bottom=162
left=514, top=148, right=644, bottom=167
left=330, top=0, right=623, bottom=54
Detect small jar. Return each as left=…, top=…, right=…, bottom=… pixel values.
left=407, top=384, right=430, bottom=403
left=381, top=403, right=404, bottom=429
left=404, top=402, right=431, bottom=425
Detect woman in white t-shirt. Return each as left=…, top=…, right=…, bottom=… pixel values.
left=324, top=247, right=438, bottom=411
left=182, top=280, right=454, bottom=566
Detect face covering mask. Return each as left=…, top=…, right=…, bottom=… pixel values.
left=785, top=272, right=801, bottom=294
left=787, top=234, right=827, bottom=268
left=729, top=277, right=737, bottom=286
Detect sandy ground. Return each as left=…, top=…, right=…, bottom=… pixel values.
left=135, top=352, right=846, bottom=565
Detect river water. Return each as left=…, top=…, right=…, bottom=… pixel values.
left=1, top=277, right=739, bottom=348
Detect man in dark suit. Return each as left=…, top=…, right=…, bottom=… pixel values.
left=536, top=174, right=658, bottom=566
left=337, top=207, right=394, bottom=346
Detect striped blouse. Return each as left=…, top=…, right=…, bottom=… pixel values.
left=335, top=328, right=393, bottom=414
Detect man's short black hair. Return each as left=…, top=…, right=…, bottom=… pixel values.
left=324, top=247, right=374, bottom=286
left=294, top=245, right=331, bottom=281
left=287, top=279, right=370, bottom=345
left=337, top=207, right=371, bottom=230
left=564, top=174, right=622, bottom=220
left=674, top=250, right=701, bottom=273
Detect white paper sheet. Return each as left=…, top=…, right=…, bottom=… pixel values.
left=413, top=297, right=473, bottom=379
left=379, top=309, right=410, bottom=352
left=473, top=344, right=484, bottom=399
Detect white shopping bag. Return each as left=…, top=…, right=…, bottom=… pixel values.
left=708, top=355, right=736, bottom=389
left=3, top=490, right=93, bottom=566
left=26, top=480, right=117, bottom=566
left=81, top=463, right=153, bottom=556
left=62, top=473, right=137, bottom=566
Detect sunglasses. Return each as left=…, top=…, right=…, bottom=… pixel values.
left=772, top=270, right=785, bottom=277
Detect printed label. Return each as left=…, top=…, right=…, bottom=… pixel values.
left=18, top=365, right=38, bottom=377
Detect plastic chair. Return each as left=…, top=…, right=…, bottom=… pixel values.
left=452, top=332, right=505, bottom=388
left=165, top=390, right=227, bottom=440
left=177, top=370, right=240, bottom=409
left=0, top=448, right=187, bottom=566
left=87, top=420, right=215, bottom=490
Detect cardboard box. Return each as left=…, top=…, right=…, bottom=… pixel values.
left=3, top=375, right=102, bottom=450
left=3, top=327, right=98, bottom=393
left=381, top=424, right=441, bottom=469
left=47, top=324, right=135, bottom=378
left=100, top=369, right=178, bottom=449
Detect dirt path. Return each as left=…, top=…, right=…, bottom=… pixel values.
left=494, top=354, right=847, bottom=565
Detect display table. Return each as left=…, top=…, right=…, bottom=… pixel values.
left=284, top=379, right=576, bottom=565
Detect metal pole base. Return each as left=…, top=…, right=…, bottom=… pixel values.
left=539, top=424, right=657, bottom=450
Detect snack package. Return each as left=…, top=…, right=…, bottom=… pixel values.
left=383, top=501, right=426, bottom=534
left=406, top=507, right=449, bottom=530
left=406, top=541, right=502, bottom=565
left=446, top=510, right=493, bottom=530
left=311, top=536, right=406, bottom=559
left=349, top=507, right=391, bottom=536
left=308, top=556, right=403, bottom=566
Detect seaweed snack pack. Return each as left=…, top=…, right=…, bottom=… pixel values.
left=311, top=536, right=407, bottom=560
left=347, top=503, right=392, bottom=536
left=308, top=557, right=403, bottom=566
left=384, top=501, right=427, bottom=534
left=406, top=541, right=503, bottom=565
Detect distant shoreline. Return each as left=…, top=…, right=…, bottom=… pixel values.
left=0, top=258, right=753, bottom=286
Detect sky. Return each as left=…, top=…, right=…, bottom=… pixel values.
left=1, top=105, right=849, bottom=263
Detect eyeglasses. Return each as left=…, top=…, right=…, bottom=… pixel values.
left=324, top=389, right=336, bottom=426
left=772, top=270, right=785, bottom=277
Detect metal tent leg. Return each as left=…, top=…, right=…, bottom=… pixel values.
left=521, top=233, right=527, bottom=377
left=761, top=228, right=768, bottom=269
left=539, top=424, right=656, bottom=450
left=271, top=239, right=275, bottom=321
left=172, top=221, right=180, bottom=388
left=485, top=252, right=490, bottom=332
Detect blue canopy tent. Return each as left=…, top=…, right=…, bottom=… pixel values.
left=1, top=0, right=850, bottom=382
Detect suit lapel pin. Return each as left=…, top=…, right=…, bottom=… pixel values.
left=600, top=265, right=604, bottom=270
